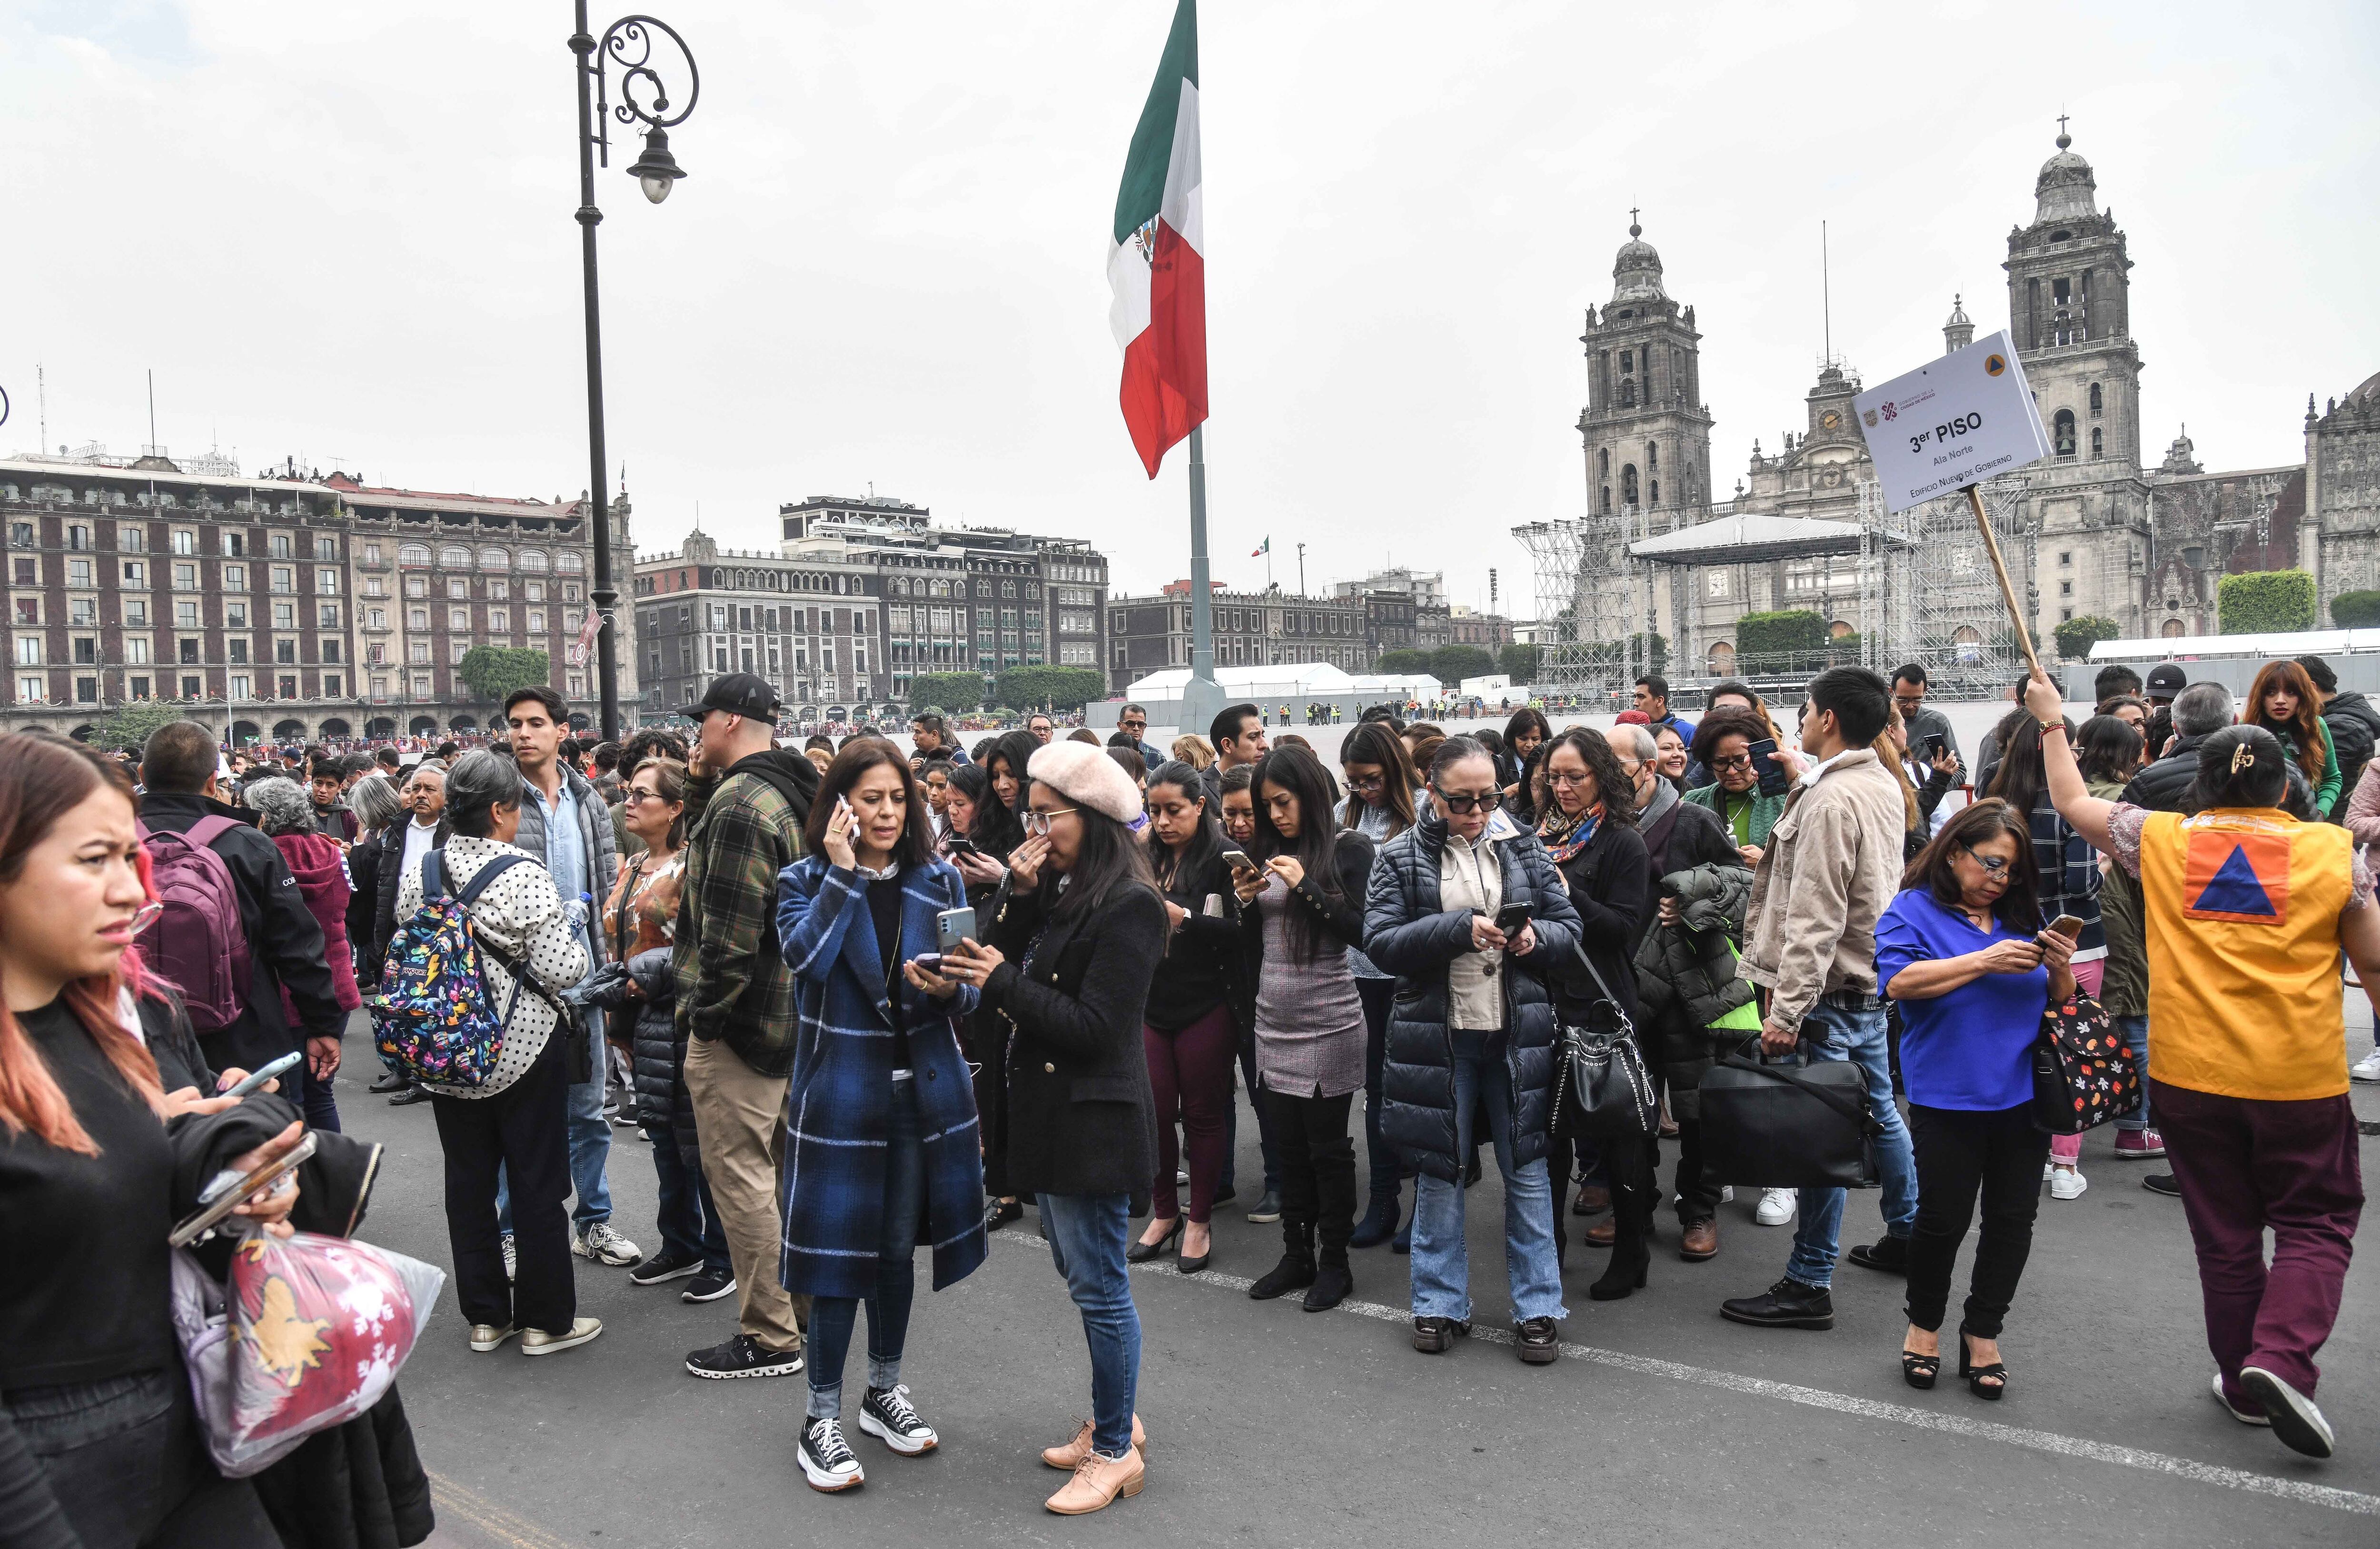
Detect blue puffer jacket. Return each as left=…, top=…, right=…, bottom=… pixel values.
left=1362, top=808, right=1582, bottom=1184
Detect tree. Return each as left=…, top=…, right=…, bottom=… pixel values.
left=99, top=697, right=190, bottom=755
left=2053, top=615, right=2122, bottom=661
left=1827, top=630, right=1865, bottom=663
left=2217, top=570, right=2315, bottom=635
left=907, top=671, right=986, bottom=714
left=2332, top=590, right=2380, bottom=629
left=992, top=665, right=1108, bottom=713
left=1498, top=642, right=1542, bottom=682
left=1625, top=632, right=1669, bottom=679
left=456, top=646, right=553, bottom=705
left=1428, top=644, right=1497, bottom=686
left=1373, top=648, right=1434, bottom=675
left=1734, top=610, right=1827, bottom=670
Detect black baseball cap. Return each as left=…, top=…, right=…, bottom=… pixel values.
left=695, top=672, right=781, bottom=722
left=2144, top=663, right=2186, bottom=699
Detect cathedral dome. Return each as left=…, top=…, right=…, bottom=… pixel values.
left=2347, top=369, right=2380, bottom=408
left=2033, top=127, right=2098, bottom=225
left=1610, top=219, right=1666, bottom=303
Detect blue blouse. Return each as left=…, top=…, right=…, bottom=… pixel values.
left=1874, top=887, right=2048, bottom=1111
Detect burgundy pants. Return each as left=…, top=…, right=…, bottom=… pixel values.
left=2153, top=1078, right=2364, bottom=1396
left=1146, top=1004, right=1239, bottom=1223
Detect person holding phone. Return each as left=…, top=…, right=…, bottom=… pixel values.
left=1684, top=712, right=1787, bottom=871
left=1339, top=722, right=1428, bottom=1248
left=773, top=741, right=985, bottom=1492
left=941, top=762, right=1025, bottom=1229
left=1229, top=744, right=1378, bottom=1312
left=1212, top=763, right=1283, bottom=1222
left=0, top=732, right=301, bottom=1547
left=1874, top=800, right=2073, bottom=1398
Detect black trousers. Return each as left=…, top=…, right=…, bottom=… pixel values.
left=1264, top=1087, right=1357, bottom=1262
left=1904, top=1102, right=2051, bottom=1339
left=1671, top=1116, right=1721, bottom=1224
left=430, top=1038, right=576, bottom=1333
left=3, top=1366, right=273, bottom=1549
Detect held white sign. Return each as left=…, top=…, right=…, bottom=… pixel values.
left=1853, top=330, right=2051, bottom=514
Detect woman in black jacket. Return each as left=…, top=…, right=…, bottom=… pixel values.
left=1532, top=730, right=1656, bottom=1299
left=942, top=761, right=1027, bottom=1229
left=1365, top=737, right=1583, bottom=1363
left=940, top=742, right=1165, bottom=1516
left=1230, top=743, right=1375, bottom=1312
left=1130, top=761, right=1243, bottom=1274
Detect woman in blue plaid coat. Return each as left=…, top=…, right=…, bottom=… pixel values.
left=774, top=741, right=988, bottom=1493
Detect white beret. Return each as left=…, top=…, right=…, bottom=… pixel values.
left=1027, top=740, right=1145, bottom=825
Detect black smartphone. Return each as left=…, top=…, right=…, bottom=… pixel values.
left=1494, top=901, right=1533, bottom=935
left=942, top=836, right=978, bottom=857
left=935, top=907, right=977, bottom=954
left=1747, top=736, right=1791, bottom=797
left=912, top=953, right=944, bottom=975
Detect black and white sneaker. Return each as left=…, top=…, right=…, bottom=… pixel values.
left=2241, top=1365, right=2336, bottom=1459
left=682, top=1268, right=738, bottom=1304
left=629, top=1251, right=702, bottom=1286
left=799, top=1417, right=864, bottom=1492
left=685, top=1332, right=804, bottom=1380
left=857, top=1385, right=938, bottom=1455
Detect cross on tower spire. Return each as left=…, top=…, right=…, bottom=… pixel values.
left=1628, top=205, right=1642, bottom=237
left=2056, top=113, right=2071, bottom=148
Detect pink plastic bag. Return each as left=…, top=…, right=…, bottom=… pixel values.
left=169, top=1229, right=445, bottom=1477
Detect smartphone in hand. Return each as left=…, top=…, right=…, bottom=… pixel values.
left=1494, top=901, right=1533, bottom=936
left=1747, top=737, right=1791, bottom=798
left=2045, top=914, right=2085, bottom=940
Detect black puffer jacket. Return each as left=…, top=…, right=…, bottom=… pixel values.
left=2120, top=735, right=2209, bottom=813
left=622, top=946, right=698, bottom=1169
left=2323, top=691, right=2380, bottom=811
left=1632, top=824, right=1755, bottom=1117
left=1363, top=810, right=1581, bottom=1183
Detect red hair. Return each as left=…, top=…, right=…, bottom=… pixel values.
left=2246, top=660, right=2328, bottom=784
left=0, top=733, right=164, bottom=1155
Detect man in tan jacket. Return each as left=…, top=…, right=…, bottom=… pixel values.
left=1719, top=666, right=1917, bottom=1332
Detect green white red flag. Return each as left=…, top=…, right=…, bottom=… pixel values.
left=1108, top=0, right=1206, bottom=478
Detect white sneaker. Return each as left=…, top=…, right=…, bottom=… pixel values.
left=574, top=1221, right=642, bottom=1267
left=2351, top=1051, right=2380, bottom=1083
left=501, top=1233, right=516, bottom=1283
left=1720, top=1185, right=1735, bottom=1204
left=2049, top=1164, right=2089, bottom=1201
left=1755, top=1188, right=1798, bottom=1226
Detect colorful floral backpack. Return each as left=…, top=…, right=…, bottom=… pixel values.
left=370, top=850, right=528, bottom=1088
left=2030, top=991, right=2143, bottom=1134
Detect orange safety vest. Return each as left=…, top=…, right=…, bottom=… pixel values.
left=2136, top=807, right=2353, bottom=1101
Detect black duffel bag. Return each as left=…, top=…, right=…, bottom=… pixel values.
left=1697, top=1039, right=1880, bottom=1189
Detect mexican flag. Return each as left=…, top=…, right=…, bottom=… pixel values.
left=1107, top=0, right=1206, bottom=479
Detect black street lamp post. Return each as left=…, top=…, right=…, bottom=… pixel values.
left=569, top=4, right=697, bottom=742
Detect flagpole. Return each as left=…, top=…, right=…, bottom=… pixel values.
left=1181, top=424, right=1223, bottom=736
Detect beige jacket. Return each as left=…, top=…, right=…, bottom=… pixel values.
left=1739, top=748, right=1906, bottom=1034
left=1438, top=815, right=1511, bottom=1030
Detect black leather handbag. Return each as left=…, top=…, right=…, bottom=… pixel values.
left=1548, top=945, right=1659, bottom=1138
left=1697, top=1038, right=1879, bottom=1189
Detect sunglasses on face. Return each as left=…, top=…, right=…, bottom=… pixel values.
left=1434, top=787, right=1495, bottom=815
left=1120, top=720, right=1147, bottom=732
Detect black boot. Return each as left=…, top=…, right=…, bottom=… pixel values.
left=1349, top=1187, right=1400, bottom=1249
left=1248, top=1216, right=1316, bottom=1300
left=1590, top=1188, right=1653, bottom=1302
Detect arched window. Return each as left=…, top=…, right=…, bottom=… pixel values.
left=556, top=551, right=585, bottom=574
left=1706, top=642, right=1735, bottom=674
left=439, top=544, right=470, bottom=567
left=1597, top=449, right=1610, bottom=477
left=1952, top=624, right=1983, bottom=664
left=1646, top=443, right=1658, bottom=472
left=478, top=546, right=509, bottom=571
left=2053, top=409, right=2077, bottom=458
left=398, top=544, right=430, bottom=567
left=1649, top=479, right=1660, bottom=505
left=1600, top=485, right=1612, bottom=513
left=518, top=549, right=550, bottom=572
left=2091, top=426, right=2103, bottom=459
left=2088, top=382, right=2103, bottom=417
left=2161, top=619, right=2186, bottom=638
left=1619, top=380, right=1636, bottom=408
left=1622, top=465, right=1640, bottom=505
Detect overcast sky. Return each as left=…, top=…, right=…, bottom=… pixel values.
left=5, top=1, right=2375, bottom=620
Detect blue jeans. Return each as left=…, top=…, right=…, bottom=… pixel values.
left=650, top=1125, right=730, bottom=1273
left=496, top=1043, right=614, bottom=1234
left=1408, top=1027, right=1567, bottom=1324
left=807, top=1079, right=925, bottom=1419
left=2113, top=1014, right=2153, bottom=1132
left=1785, top=997, right=1918, bottom=1290
left=1036, top=1192, right=1141, bottom=1459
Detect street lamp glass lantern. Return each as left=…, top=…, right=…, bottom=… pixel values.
left=627, top=126, right=686, bottom=204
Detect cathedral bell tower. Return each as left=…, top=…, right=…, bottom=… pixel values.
left=1579, top=216, right=1714, bottom=524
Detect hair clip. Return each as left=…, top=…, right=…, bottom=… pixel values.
left=2230, top=743, right=2257, bottom=774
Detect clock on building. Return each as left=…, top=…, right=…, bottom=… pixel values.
left=1820, top=409, right=1842, bottom=432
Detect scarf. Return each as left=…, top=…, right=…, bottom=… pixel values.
left=1538, top=801, right=1605, bottom=867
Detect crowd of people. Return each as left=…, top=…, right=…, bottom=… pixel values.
left=5, top=645, right=2375, bottom=1539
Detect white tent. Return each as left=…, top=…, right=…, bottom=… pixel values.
left=1346, top=672, right=1443, bottom=699
left=1122, top=662, right=1360, bottom=700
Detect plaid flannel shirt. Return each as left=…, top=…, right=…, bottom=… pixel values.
left=674, top=762, right=808, bottom=1077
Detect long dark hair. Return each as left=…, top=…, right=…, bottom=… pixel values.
left=1984, top=711, right=2073, bottom=825
left=1142, top=759, right=1223, bottom=889
left=2074, top=715, right=2144, bottom=786
left=1903, top=798, right=2041, bottom=937
left=1252, top=742, right=1347, bottom=961
left=1050, top=803, right=1156, bottom=919
left=1339, top=720, right=1419, bottom=839
left=1502, top=706, right=1551, bottom=752
left=986, top=730, right=1042, bottom=814
left=1534, top=726, right=1638, bottom=828
left=2245, top=660, right=2329, bottom=783
left=804, top=740, right=936, bottom=868
left=2186, top=725, right=2291, bottom=813
left=947, top=763, right=1022, bottom=857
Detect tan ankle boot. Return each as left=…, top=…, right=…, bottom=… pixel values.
left=1043, top=1445, right=1145, bottom=1514
left=1041, top=1413, right=1148, bottom=1469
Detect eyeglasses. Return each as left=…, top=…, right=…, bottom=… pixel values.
left=622, top=788, right=669, bottom=805
left=1957, top=841, right=2011, bottom=874
left=1434, top=787, right=1496, bottom=815
left=130, top=900, right=164, bottom=936
left=1021, top=806, right=1079, bottom=834
left=1346, top=772, right=1386, bottom=794
left=1547, top=770, right=1594, bottom=788
left=1708, top=754, right=1754, bottom=773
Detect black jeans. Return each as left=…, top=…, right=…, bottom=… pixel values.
left=1671, top=1116, right=1720, bottom=1224
left=1904, top=1102, right=2052, bottom=1338
left=1357, top=977, right=1406, bottom=1199
left=2, top=1366, right=272, bottom=1549
left=1263, top=1087, right=1357, bottom=1262
left=431, top=1038, right=577, bottom=1333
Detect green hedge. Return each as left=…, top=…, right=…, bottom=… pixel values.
left=2332, top=590, right=2380, bottom=629
left=2053, top=615, right=2122, bottom=661
left=992, top=665, right=1107, bottom=713
left=456, top=646, right=553, bottom=705
left=1734, top=610, right=1828, bottom=660
left=1429, top=645, right=1497, bottom=685
left=2218, top=570, right=2315, bottom=634
left=906, top=671, right=985, bottom=714
left=1499, top=643, right=1542, bottom=682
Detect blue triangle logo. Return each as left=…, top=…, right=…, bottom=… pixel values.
left=2194, top=843, right=2278, bottom=918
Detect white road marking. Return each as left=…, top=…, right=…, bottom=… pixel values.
left=991, top=1232, right=2380, bottom=1517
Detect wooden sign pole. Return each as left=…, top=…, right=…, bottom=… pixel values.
left=1964, top=482, right=2046, bottom=685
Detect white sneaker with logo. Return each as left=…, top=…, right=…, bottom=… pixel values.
left=2350, top=1051, right=2380, bottom=1083
left=2049, top=1164, right=2089, bottom=1201
left=1755, top=1188, right=1797, bottom=1226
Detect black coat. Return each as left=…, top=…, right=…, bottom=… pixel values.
left=372, top=820, right=448, bottom=980
left=140, top=790, right=342, bottom=1070
left=345, top=829, right=386, bottom=987
left=1545, top=818, right=1652, bottom=1027
left=981, top=879, right=1168, bottom=1205
left=2120, top=734, right=2208, bottom=813
left=2324, top=691, right=2380, bottom=810
left=1362, top=811, right=1582, bottom=1183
